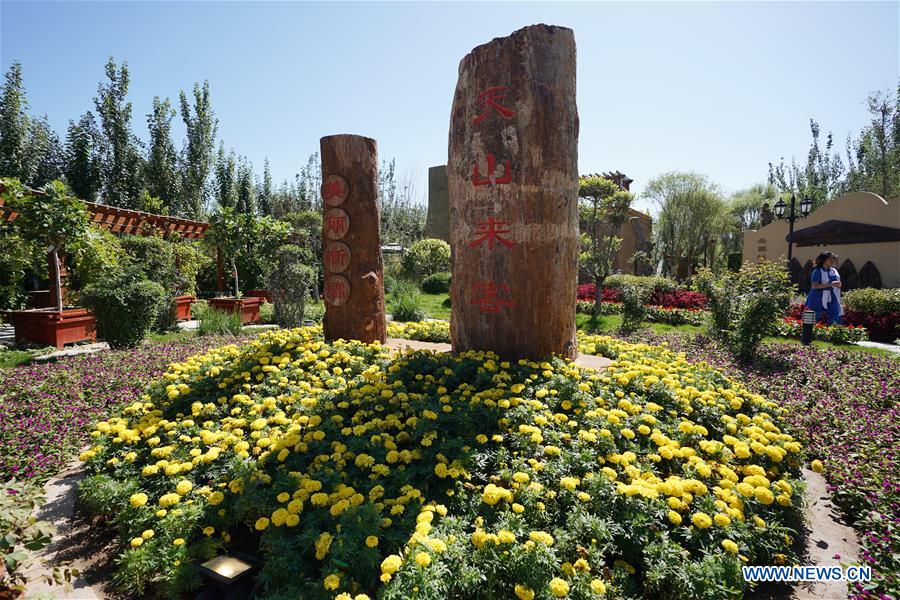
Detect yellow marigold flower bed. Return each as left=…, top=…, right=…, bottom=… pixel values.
left=79, top=325, right=804, bottom=599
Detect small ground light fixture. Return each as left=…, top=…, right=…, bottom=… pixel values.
left=197, top=554, right=254, bottom=585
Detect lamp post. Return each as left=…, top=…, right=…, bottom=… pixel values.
left=773, top=194, right=813, bottom=264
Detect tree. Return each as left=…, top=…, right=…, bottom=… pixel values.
left=23, top=115, right=64, bottom=188
left=645, top=171, right=726, bottom=278
left=94, top=57, right=145, bottom=209
left=259, top=158, right=273, bottom=216
left=145, top=97, right=179, bottom=211
left=578, top=175, right=632, bottom=316
left=845, top=84, right=899, bottom=200
left=179, top=81, right=217, bottom=218
left=64, top=112, right=102, bottom=201
left=769, top=119, right=845, bottom=209
left=207, top=207, right=248, bottom=297
left=236, top=157, right=255, bottom=216
left=214, top=143, right=237, bottom=209
left=0, top=62, right=29, bottom=180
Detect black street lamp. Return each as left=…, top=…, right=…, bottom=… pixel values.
left=773, top=194, right=813, bottom=263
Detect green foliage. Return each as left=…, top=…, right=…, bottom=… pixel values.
left=842, top=287, right=900, bottom=315
left=145, top=97, right=180, bottom=211
left=304, top=301, right=325, bottom=324
left=402, top=239, right=450, bottom=282
left=5, top=178, right=90, bottom=250
left=379, top=158, right=427, bottom=247
left=0, top=478, right=75, bottom=592
left=0, top=61, right=29, bottom=181
left=646, top=172, right=729, bottom=277
left=121, top=235, right=176, bottom=289
left=178, top=81, right=217, bottom=218
left=81, top=268, right=167, bottom=349
left=0, top=220, right=34, bottom=311
left=196, top=302, right=243, bottom=336
left=421, top=271, right=451, bottom=294
left=619, top=285, right=648, bottom=333
left=845, top=85, right=900, bottom=200
left=268, top=244, right=315, bottom=328
left=695, top=261, right=792, bottom=362
left=605, top=274, right=676, bottom=294
left=258, top=301, right=275, bottom=324
left=172, top=241, right=210, bottom=296
left=389, top=280, right=428, bottom=322
left=64, top=111, right=103, bottom=201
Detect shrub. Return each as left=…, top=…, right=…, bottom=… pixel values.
left=258, top=301, right=275, bottom=324
left=389, top=280, right=428, bottom=322
left=196, top=304, right=243, bottom=337
left=387, top=321, right=451, bottom=343
left=120, top=236, right=176, bottom=290
left=305, top=302, right=326, bottom=324
left=401, top=238, right=450, bottom=282
left=81, top=269, right=167, bottom=349
left=190, top=299, right=208, bottom=320
left=79, top=327, right=804, bottom=599
left=844, top=311, right=900, bottom=343
left=576, top=284, right=621, bottom=303
left=384, top=274, right=398, bottom=294
left=776, top=319, right=868, bottom=344
left=619, top=284, right=648, bottom=333
left=605, top=274, right=676, bottom=294
left=421, top=271, right=451, bottom=294
left=843, top=288, right=900, bottom=315
left=172, top=241, right=211, bottom=296
left=695, top=261, right=792, bottom=362
left=268, top=244, right=315, bottom=328
left=648, top=290, right=707, bottom=309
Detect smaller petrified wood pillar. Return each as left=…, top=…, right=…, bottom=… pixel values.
left=448, top=24, right=580, bottom=360
left=320, top=134, right=386, bottom=344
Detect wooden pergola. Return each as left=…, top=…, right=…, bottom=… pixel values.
left=0, top=186, right=212, bottom=306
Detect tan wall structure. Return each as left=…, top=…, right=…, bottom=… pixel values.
left=613, top=208, right=653, bottom=274
left=423, top=165, right=449, bottom=241
left=742, top=191, right=900, bottom=288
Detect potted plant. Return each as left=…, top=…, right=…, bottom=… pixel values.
left=1, top=179, right=96, bottom=349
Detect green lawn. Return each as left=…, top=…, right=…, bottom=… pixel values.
left=385, top=291, right=450, bottom=320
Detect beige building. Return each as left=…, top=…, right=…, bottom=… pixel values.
left=742, top=191, right=900, bottom=289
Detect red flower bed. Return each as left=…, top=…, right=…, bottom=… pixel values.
left=788, top=302, right=900, bottom=342
left=577, top=284, right=706, bottom=309
left=576, top=284, right=620, bottom=303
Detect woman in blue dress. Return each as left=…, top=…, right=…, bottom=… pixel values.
left=805, top=251, right=843, bottom=324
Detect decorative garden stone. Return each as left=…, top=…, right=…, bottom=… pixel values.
left=448, top=24, right=579, bottom=360
left=320, top=134, right=387, bottom=344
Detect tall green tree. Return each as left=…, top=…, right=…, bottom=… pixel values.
left=645, top=171, right=727, bottom=277
left=214, top=143, right=237, bottom=209
left=259, top=157, right=273, bottom=215
left=236, top=157, right=255, bottom=216
left=179, top=81, right=217, bottom=218
left=578, top=176, right=632, bottom=316
left=64, top=112, right=102, bottom=201
left=768, top=119, right=845, bottom=209
left=23, top=114, right=64, bottom=187
left=0, top=61, right=29, bottom=180
left=94, top=57, right=145, bottom=208
left=145, top=97, right=179, bottom=211
left=845, top=84, right=900, bottom=200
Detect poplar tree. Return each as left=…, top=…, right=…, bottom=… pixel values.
left=214, top=143, right=237, bottom=209
left=64, top=112, right=102, bottom=201
left=259, top=157, right=273, bottom=215
left=179, top=81, right=217, bottom=218
left=145, top=97, right=180, bottom=211
left=0, top=61, right=29, bottom=180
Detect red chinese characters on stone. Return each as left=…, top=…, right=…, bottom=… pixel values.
left=472, top=154, right=512, bottom=186
left=322, top=174, right=349, bottom=207
left=324, top=274, right=351, bottom=307
left=469, top=217, right=515, bottom=250
left=323, top=208, right=350, bottom=240
left=324, top=241, right=351, bottom=273
left=471, top=281, right=516, bottom=314
left=473, top=86, right=516, bottom=125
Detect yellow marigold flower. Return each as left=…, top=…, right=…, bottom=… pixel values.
left=323, top=573, right=340, bottom=590
left=415, top=552, right=431, bottom=567
left=158, top=493, right=180, bottom=508
left=811, top=459, right=824, bottom=473
left=208, top=491, right=225, bottom=505
left=366, top=535, right=379, bottom=548
left=692, top=512, right=712, bottom=529
left=560, top=477, right=580, bottom=491
left=129, top=492, right=148, bottom=507
left=722, top=539, right=739, bottom=554
left=130, top=537, right=143, bottom=547
left=714, top=513, right=731, bottom=527
left=315, top=532, right=333, bottom=560
left=285, top=513, right=300, bottom=527
left=667, top=511, right=682, bottom=525
left=277, top=492, right=290, bottom=503
left=754, top=487, right=775, bottom=505
left=549, top=577, right=570, bottom=597
left=512, top=503, right=525, bottom=513
left=590, top=579, right=607, bottom=595
left=203, top=526, right=215, bottom=536
left=497, top=530, right=516, bottom=544
left=528, top=531, right=554, bottom=546
left=141, top=529, right=154, bottom=539
left=381, top=554, right=402, bottom=575
left=173, top=538, right=185, bottom=546
left=514, top=584, right=535, bottom=600
left=175, top=480, right=193, bottom=495
left=254, top=517, right=270, bottom=531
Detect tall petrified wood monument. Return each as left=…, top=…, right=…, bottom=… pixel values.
left=320, top=134, right=387, bottom=344
left=448, top=24, right=579, bottom=360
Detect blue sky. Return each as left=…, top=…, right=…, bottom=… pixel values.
left=2, top=1, right=897, bottom=212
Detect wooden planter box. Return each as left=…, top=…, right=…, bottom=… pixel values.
left=208, top=297, right=262, bottom=324
left=4, top=308, right=96, bottom=349
left=245, top=289, right=273, bottom=303
left=27, top=290, right=55, bottom=309
left=173, top=295, right=196, bottom=321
